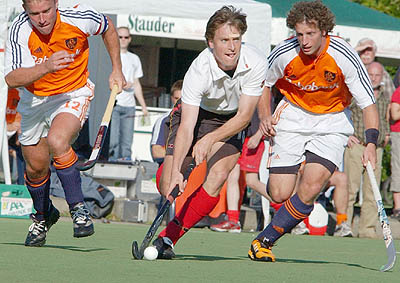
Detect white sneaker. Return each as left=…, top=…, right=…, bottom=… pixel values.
left=334, top=222, right=353, bottom=237
left=291, top=221, right=309, bottom=235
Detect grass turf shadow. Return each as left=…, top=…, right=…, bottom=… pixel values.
left=276, top=257, right=380, bottom=271
left=173, top=254, right=243, bottom=261
left=1, top=242, right=109, bottom=252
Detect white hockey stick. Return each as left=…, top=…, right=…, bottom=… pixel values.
left=366, top=161, right=396, bottom=272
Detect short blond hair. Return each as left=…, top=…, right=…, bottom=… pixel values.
left=170, top=80, right=183, bottom=96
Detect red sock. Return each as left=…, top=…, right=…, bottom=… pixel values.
left=227, top=210, right=240, bottom=223
left=159, top=186, right=220, bottom=244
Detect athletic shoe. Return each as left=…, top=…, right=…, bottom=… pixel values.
left=210, top=220, right=241, bottom=233
left=248, top=237, right=275, bottom=262
left=70, top=202, right=94, bottom=238
left=152, top=237, right=175, bottom=259
left=291, top=221, right=309, bottom=235
left=25, top=205, right=60, bottom=247
left=334, top=222, right=353, bottom=237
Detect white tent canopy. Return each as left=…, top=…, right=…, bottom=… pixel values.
left=6, top=0, right=272, bottom=55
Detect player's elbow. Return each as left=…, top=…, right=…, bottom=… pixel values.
left=5, top=74, right=18, bottom=89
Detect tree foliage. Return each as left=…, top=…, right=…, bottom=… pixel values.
left=352, top=0, right=400, bottom=18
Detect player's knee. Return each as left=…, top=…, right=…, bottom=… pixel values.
left=268, top=184, right=291, bottom=203
left=269, top=192, right=289, bottom=204
left=209, top=168, right=230, bottom=186
left=47, top=134, right=69, bottom=154
left=25, top=166, right=48, bottom=180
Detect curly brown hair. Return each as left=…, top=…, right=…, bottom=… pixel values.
left=205, top=6, right=247, bottom=46
left=286, top=0, right=335, bottom=33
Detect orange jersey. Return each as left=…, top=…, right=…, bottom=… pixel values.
left=5, top=4, right=108, bottom=96
left=266, top=36, right=375, bottom=114
left=6, top=88, right=20, bottom=124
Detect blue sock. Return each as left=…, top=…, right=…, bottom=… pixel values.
left=55, top=161, right=84, bottom=209
left=256, top=193, right=314, bottom=244
left=25, top=172, right=50, bottom=221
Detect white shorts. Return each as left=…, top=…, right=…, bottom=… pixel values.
left=267, top=98, right=354, bottom=169
left=17, top=80, right=94, bottom=146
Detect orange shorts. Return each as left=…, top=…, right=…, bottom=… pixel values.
left=238, top=137, right=265, bottom=173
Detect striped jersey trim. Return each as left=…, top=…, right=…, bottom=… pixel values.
left=59, top=8, right=102, bottom=24
left=268, top=38, right=299, bottom=69
left=9, top=13, right=29, bottom=71
left=330, top=37, right=375, bottom=103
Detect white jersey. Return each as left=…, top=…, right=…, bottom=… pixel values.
left=181, top=44, right=267, bottom=115
left=116, top=51, right=143, bottom=107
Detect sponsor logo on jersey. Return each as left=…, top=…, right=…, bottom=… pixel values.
left=65, top=38, right=78, bottom=49
left=285, top=76, right=339, bottom=91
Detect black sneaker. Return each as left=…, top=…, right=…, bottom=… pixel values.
left=70, top=202, right=94, bottom=238
left=25, top=215, right=48, bottom=247
left=25, top=205, right=60, bottom=247
left=45, top=204, right=60, bottom=230
left=152, top=237, right=175, bottom=259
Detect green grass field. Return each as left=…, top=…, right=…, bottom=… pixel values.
left=0, top=217, right=398, bottom=283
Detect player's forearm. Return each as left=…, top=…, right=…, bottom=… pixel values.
left=390, top=104, right=400, bottom=121
left=362, top=103, right=379, bottom=130
left=102, top=17, right=122, bottom=72
left=133, top=80, right=147, bottom=109
left=257, top=87, right=272, bottom=121
left=207, top=113, right=250, bottom=144
left=172, top=127, right=194, bottom=173
left=392, top=111, right=400, bottom=121
left=151, top=145, right=166, bottom=159
left=5, top=64, right=48, bottom=88
left=207, top=96, right=259, bottom=144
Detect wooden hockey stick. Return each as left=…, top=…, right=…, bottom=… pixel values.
left=77, top=84, right=119, bottom=171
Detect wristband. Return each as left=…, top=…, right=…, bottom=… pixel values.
left=365, top=128, right=379, bottom=146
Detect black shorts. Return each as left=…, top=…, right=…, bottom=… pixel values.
left=165, top=100, right=245, bottom=157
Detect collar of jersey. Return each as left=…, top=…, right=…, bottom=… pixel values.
left=209, top=45, right=251, bottom=81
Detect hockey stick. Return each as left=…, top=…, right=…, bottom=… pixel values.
left=77, top=84, right=119, bottom=171
left=366, top=161, right=396, bottom=272
left=132, top=160, right=196, bottom=260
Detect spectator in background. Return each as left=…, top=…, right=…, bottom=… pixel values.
left=389, top=86, right=400, bottom=220
left=109, top=27, right=148, bottom=161
left=150, top=80, right=182, bottom=165
left=355, top=38, right=395, bottom=100
left=328, top=170, right=353, bottom=237
left=344, top=62, right=390, bottom=238
left=394, top=67, right=400, bottom=89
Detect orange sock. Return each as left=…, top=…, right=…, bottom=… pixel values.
left=336, top=213, right=347, bottom=225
